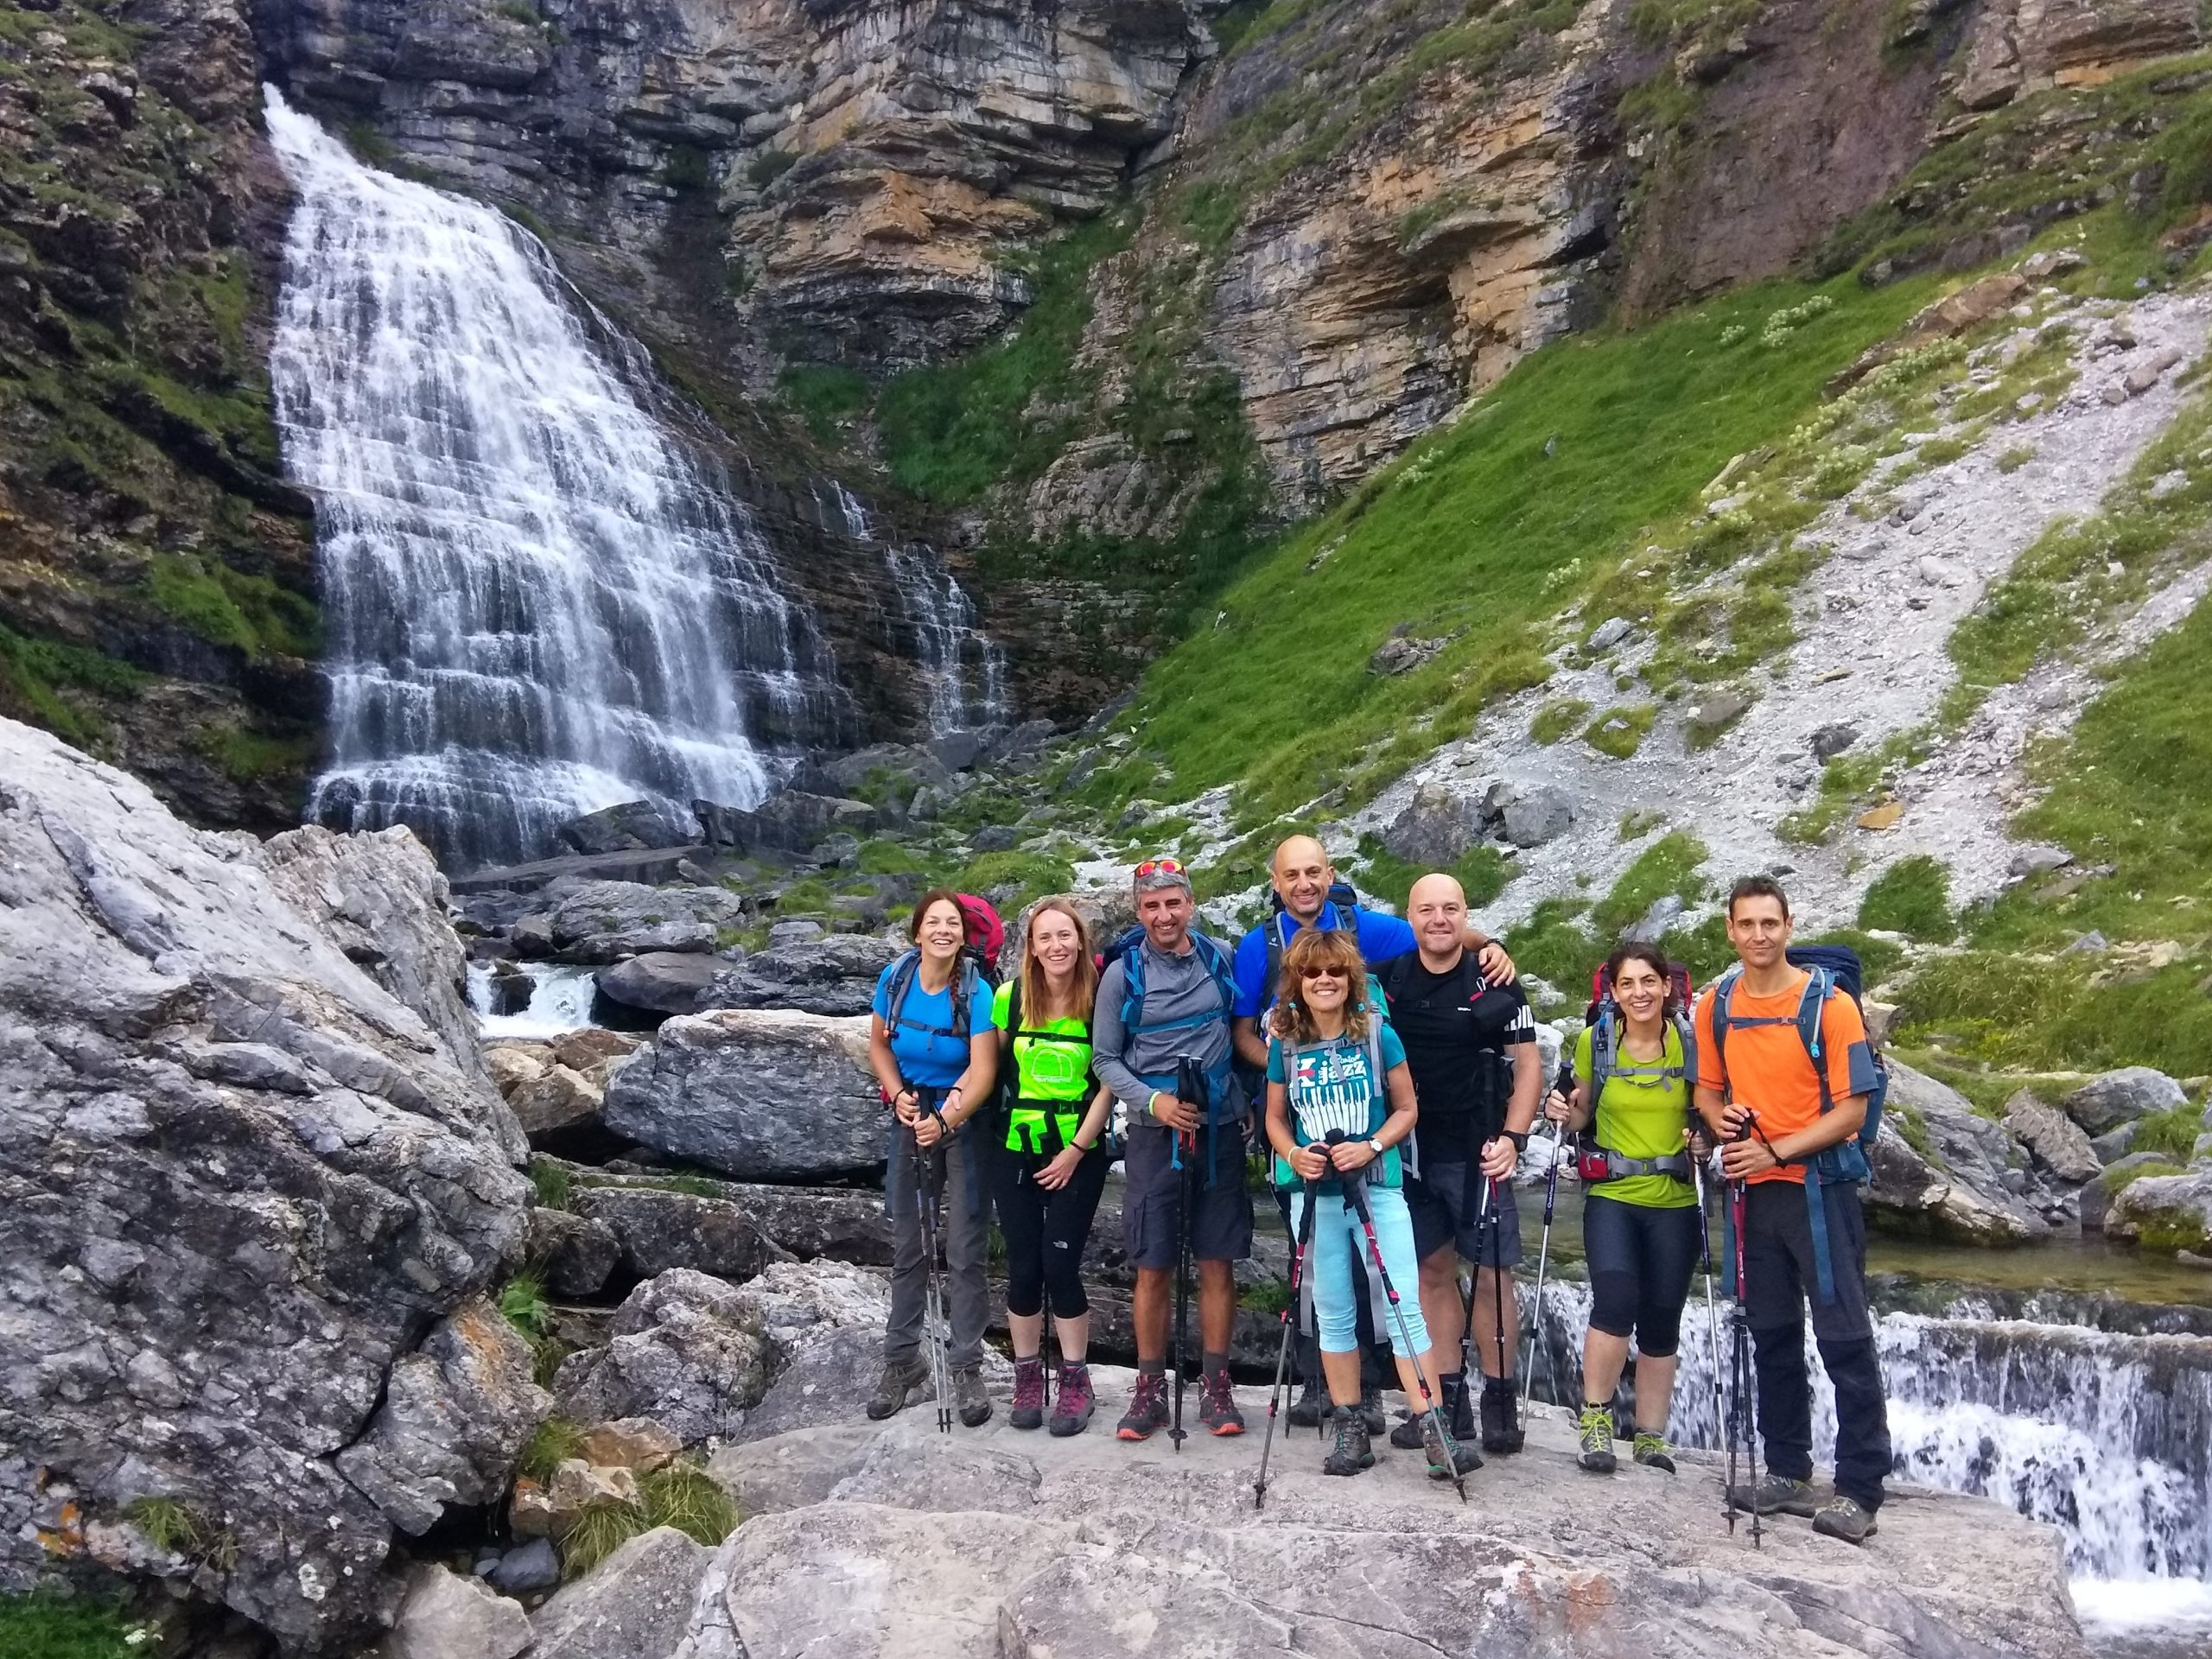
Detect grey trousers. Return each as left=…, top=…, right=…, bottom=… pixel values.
left=884, top=1122, right=991, bottom=1370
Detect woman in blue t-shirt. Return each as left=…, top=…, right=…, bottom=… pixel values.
left=864, top=889, right=1000, bottom=1427
left=1263, top=927, right=1478, bottom=1484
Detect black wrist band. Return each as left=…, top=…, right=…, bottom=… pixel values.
left=1504, top=1129, right=1529, bottom=1153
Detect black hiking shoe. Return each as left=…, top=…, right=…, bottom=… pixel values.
left=1576, top=1405, right=1617, bottom=1473
left=1116, top=1371, right=1170, bottom=1441
left=1198, top=1368, right=1245, bottom=1436
left=1443, top=1375, right=1476, bottom=1443
left=952, top=1365, right=992, bottom=1428
left=1321, top=1406, right=1375, bottom=1476
left=1480, top=1376, right=1524, bottom=1454
left=1727, top=1474, right=1817, bottom=1516
left=1009, top=1357, right=1047, bottom=1431
left=1389, top=1413, right=1426, bottom=1452
left=1357, top=1383, right=1387, bottom=1437
left=1632, top=1432, right=1676, bottom=1473
left=865, top=1355, right=929, bottom=1421
left=1421, top=1414, right=1480, bottom=1481
left=1811, top=1494, right=1878, bottom=1544
left=1287, top=1375, right=1326, bottom=1429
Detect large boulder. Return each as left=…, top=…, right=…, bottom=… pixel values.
left=597, top=951, right=725, bottom=1017
left=703, top=934, right=904, bottom=1016
left=574, top=1178, right=890, bottom=1279
left=1381, top=782, right=1482, bottom=867
left=1867, top=1062, right=2049, bottom=1243
left=1500, top=784, right=1578, bottom=849
left=528, top=1206, right=623, bottom=1299
left=377, top=1562, right=532, bottom=1659
left=557, top=801, right=694, bottom=856
left=2107, top=1166, right=2212, bottom=1256
left=546, top=881, right=748, bottom=961
left=601, top=1010, right=888, bottom=1181
left=695, top=792, right=880, bottom=856
left=0, top=719, right=531, bottom=1652
left=529, top=1526, right=715, bottom=1659
left=2002, top=1089, right=2101, bottom=1186
left=2061, top=1068, right=2188, bottom=1135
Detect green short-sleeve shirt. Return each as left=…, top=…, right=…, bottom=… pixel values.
left=993, top=981, right=1093, bottom=1154
left=1574, top=1022, right=1697, bottom=1210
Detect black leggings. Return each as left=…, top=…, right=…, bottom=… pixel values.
left=993, top=1143, right=1110, bottom=1321
left=1583, top=1192, right=1701, bottom=1357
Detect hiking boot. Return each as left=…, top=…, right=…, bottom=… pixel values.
left=1357, top=1382, right=1387, bottom=1437
left=865, top=1355, right=930, bottom=1421
left=1287, top=1375, right=1327, bottom=1429
left=1116, top=1371, right=1170, bottom=1441
left=1009, top=1357, right=1047, bottom=1431
left=1421, top=1413, right=1481, bottom=1481
left=1479, top=1376, right=1524, bottom=1454
left=1575, top=1405, right=1617, bottom=1473
left=1443, top=1375, right=1477, bottom=1443
left=1048, top=1363, right=1095, bottom=1438
left=952, top=1365, right=992, bottom=1428
left=1199, top=1368, right=1245, bottom=1436
left=1726, top=1473, right=1817, bottom=1517
left=1632, top=1432, right=1676, bottom=1473
left=1321, top=1406, right=1375, bottom=1476
left=1389, top=1413, right=1426, bottom=1452
left=1811, top=1494, right=1879, bottom=1545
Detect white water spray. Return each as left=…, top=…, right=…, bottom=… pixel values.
left=265, top=88, right=849, bottom=868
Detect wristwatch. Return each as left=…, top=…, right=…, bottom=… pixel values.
left=1503, top=1129, right=1529, bottom=1153
left=1368, top=1136, right=1386, bottom=1158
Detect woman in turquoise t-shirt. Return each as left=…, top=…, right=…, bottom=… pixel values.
left=1543, top=941, right=1703, bottom=1475
left=1263, top=927, right=1477, bottom=1484
left=865, top=889, right=999, bottom=1427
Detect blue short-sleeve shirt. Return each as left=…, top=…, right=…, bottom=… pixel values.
left=1232, top=906, right=1419, bottom=1018
left=872, top=959, right=998, bottom=1089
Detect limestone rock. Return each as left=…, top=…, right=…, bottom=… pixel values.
left=2107, top=1166, right=2212, bottom=1255
left=577, top=1418, right=683, bottom=1473
left=0, top=720, right=531, bottom=1652
left=601, top=1009, right=888, bottom=1181
left=547, top=881, right=747, bottom=962
left=1380, top=782, right=1483, bottom=867
left=554, top=1270, right=774, bottom=1445
left=573, top=1184, right=794, bottom=1281
left=510, top=1061, right=606, bottom=1139
left=597, top=951, right=725, bottom=1018
left=2062, top=1067, right=2187, bottom=1135
left=378, top=1564, right=533, bottom=1659
left=2002, top=1090, right=2101, bottom=1186
left=558, top=801, right=694, bottom=855
left=337, top=1298, right=552, bottom=1535
left=515, top=1460, right=644, bottom=1538
left=487, top=1535, right=562, bottom=1594
left=530, top=1526, right=715, bottom=1659
left=1958, top=0, right=2200, bottom=111
left=1500, top=785, right=1577, bottom=849
left=1868, top=1061, right=2048, bottom=1243
left=724, top=934, right=899, bottom=1007
left=697, top=792, right=880, bottom=856
left=1367, top=631, right=1446, bottom=676
left=529, top=1206, right=624, bottom=1300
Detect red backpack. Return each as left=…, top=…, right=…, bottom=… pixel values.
left=955, top=893, right=1005, bottom=983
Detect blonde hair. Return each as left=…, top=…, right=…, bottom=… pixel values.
left=1270, top=927, right=1372, bottom=1046
left=1019, top=899, right=1097, bottom=1027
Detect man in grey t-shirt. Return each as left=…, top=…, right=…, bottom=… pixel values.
left=1092, top=856, right=1252, bottom=1442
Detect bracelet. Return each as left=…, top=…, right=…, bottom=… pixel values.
left=1503, top=1129, right=1529, bottom=1153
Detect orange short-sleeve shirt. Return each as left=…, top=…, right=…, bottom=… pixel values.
left=1694, top=970, right=1871, bottom=1187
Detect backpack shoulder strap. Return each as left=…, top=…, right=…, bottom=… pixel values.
left=885, top=948, right=922, bottom=1032
left=1798, top=967, right=1835, bottom=1111
left=1707, top=969, right=1739, bottom=1097
left=1262, top=915, right=1289, bottom=1012
left=1589, top=1003, right=1619, bottom=1099
left=1117, top=940, right=1147, bottom=1044
left=1669, top=1010, right=1699, bottom=1090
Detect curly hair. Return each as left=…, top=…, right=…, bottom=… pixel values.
left=1269, top=926, right=1373, bottom=1046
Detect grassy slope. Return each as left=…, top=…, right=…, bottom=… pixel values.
left=0, top=1594, right=137, bottom=1659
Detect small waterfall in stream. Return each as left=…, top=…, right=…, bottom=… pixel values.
left=1522, top=1278, right=2212, bottom=1593
left=264, top=89, right=854, bottom=869
left=823, top=481, right=1007, bottom=733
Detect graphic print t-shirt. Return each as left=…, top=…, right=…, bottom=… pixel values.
left=1267, top=1026, right=1408, bottom=1187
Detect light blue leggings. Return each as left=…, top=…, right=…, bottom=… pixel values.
left=1292, top=1183, right=1431, bottom=1356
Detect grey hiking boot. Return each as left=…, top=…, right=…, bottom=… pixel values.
left=1727, top=1473, right=1817, bottom=1516
left=865, top=1355, right=930, bottom=1421
left=1389, top=1413, right=1425, bottom=1451
left=1576, top=1404, right=1617, bottom=1473
left=1009, top=1357, right=1047, bottom=1431
left=1632, top=1431, right=1676, bottom=1473
left=1357, top=1382, right=1387, bottom=1437
left=1420, top=1413, right=1480, bottom=1480
left=1048, top=1362, right=1095, bottom=1437
left=1480, top=1376, right=1524, bottom=1454
left=1321, top=1406, right=1374, bottom=1476
left=1287, top=1375, right=1327, bottom=1429
left=952, top=1365, right=992, bottom=1428
left=1812, top=1494, right=1879, bottom=1544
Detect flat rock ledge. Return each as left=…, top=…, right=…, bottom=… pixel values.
left=676, top=1375, right=2081, bottom=1659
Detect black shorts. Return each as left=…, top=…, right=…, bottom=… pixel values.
left=1406, top=1159, right=1522, bottom=1268
left=1122, top=1120, right=1255, bottom=1270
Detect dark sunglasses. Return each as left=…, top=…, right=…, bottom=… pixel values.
left=1300, top=966, right=1350, bottom=981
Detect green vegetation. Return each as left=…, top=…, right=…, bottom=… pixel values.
left=558, top=1461, right=741, bottom=1579
left=1582, top=703, right=1657, bottom=760
left=498, top=1272, right=556, bottom=1339
left=518, top=1416, right=587, bottom=1484
left=953, top=850, right=1076, bottom=914
left=856, top=837, right=926, bottom=875
left=1239, top=1276, right=1294, bottom=1315
left=1346, top=834, right=1511, bottom=913
left=2101, top=1156, right=2183, bottom=1196
left=1856, top=855, right=1955, bottom=943
left=0, top=626, right=145, bottom=748
left=747, top=148, right=798, bottom=188
left=778, top=366, right=870, bottom=442
left=530, top=1158, right=574, bottom=1211
left=1529, top=697, right=1592, bottom=745
left=2132, top=1106, right=2205, bottom=1164
left=1503, top=833, right=1722, bottom=995
left=121, top=1497, right=234, bottom=1569
left=1807, top=928, right=1905, bottom=991
left=1588, top=832, right=1708, bottom=940
left=659, top=143, right=713, bottom=193
left=1996, top=445, right=2037, bottom=474
left=0, top=1592, right=140, bottom=1659
left=143, top=554, right=320, bottom=660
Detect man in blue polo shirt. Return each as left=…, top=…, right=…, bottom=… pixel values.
left=1230, top=834, right=1514, bottom=1427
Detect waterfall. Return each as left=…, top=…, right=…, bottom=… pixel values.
left=1524, top=1278, right=2212, bottom=1587
left=264, top=88, right=850, bottom=870
left=823, top=481, right=1008, bottom=734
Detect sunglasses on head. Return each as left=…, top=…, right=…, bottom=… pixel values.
left=1133, top=856, right=1186, bottom=879
left=1300, top=966, right=1349, bottom=981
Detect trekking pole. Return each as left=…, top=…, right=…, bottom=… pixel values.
left=1328, top=1133, right=1465, bottom=1503
left=1519, top=1065, right=1571, bottom=1419
left=1728, top=1114, right=1761, bottom=1547
left=1254, top=1173, right=1322, bottom=1510
left=1169, top=1058, right=1203, bottom=1452
left=914, top=1092, right=952, bottom=1434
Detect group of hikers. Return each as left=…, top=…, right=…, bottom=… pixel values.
left=861, top=836, right=1894, bottom=1548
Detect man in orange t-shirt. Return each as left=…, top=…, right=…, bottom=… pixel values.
left=1694, top=874, right=1891, bottom=1548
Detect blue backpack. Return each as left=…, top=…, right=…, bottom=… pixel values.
left=1102, top=925, right=1241, bottom=1175
left=1707, top=943, right=1888, bottom=1303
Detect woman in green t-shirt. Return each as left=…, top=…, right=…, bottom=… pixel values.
left=1543, top=942, right=1704, bottom=1476
left=994, top=899, right=1116, bottom=1436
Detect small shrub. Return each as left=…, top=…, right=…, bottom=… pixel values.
left=123, top=1497, right=235, bottom=1571
left=1857, top=855, right=1955, bottom=943
left=518, top=1417, right=586, bottom=1484
left=559, top=1498, right=648, bottom=1579
left=1582, top=703, right=1658, bottom=760
left=747, top=148, right=798, bottom=188
left=499, top=1272, right=555, bottom=1338
left=856, top=837, right=924, bottom=875
left=640, top=1460, right=741, bottom=1546
left=530, top=1158, right=573, bottom=1211
left=1239, top=1277, right=1294, bottom=1315
left=1529, top=697, right=1592, bottom=746
left=2132, top=1105, right=2203, bottom=1163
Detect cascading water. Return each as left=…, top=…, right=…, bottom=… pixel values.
left=824, top=481, right=1007, bottom=733
left=1522, top=1274, right=2212, bottom=1608
left=265, top=89, right=852, bottom=869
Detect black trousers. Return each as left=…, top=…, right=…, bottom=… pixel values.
left=994, top=1143, right=1110, bottom=1321
left=1742, top=1179, right=1892, bottom=1510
